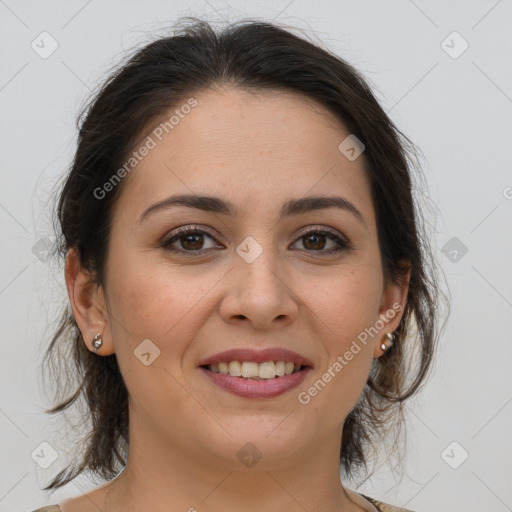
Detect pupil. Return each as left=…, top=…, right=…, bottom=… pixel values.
left=182, top=234, right=203, bottom=250
left=305, top=234, right=325, bottom=250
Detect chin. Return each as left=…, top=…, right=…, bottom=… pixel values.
left=199, top=417, right=314, bottom=466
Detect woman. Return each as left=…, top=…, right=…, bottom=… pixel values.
left=33, top=18, right=443, bottom=512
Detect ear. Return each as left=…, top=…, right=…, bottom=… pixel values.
left=64, top=247, right=115, bottom=356
left=373, top=261, right=411, bottom=358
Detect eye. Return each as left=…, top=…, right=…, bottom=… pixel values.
left=161, top=226, right=222, bottom=253
left=291, top=227, right=351, bottom=254
left=161, top=225, right=351, bottom=256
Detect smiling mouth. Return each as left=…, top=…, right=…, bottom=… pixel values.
left=201, top=361, right=308, bottom=380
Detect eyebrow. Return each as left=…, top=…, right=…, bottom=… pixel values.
left=138, top=193, right=366, bottom=227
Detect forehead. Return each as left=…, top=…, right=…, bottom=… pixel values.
left=113, top=86, right=374, bottom=224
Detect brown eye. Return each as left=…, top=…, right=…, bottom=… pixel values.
left=162, top=227, right=221, bottom=253
left=302, top=233, right=327, bottom=251
left=292, top=228, right=350, bottom=254
left=162, top=226, right=350, bottom=256
left=180, top=233, right=205, bottom=251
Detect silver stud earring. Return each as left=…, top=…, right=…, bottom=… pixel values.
left=92, top=333, right=103, bottom=354
left=380, top=332, right=394, bottom=352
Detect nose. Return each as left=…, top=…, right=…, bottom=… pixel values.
left=219, top=246, right=299, bottom=330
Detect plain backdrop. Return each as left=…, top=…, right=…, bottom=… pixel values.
left=1, top=1, right=511, bottom=511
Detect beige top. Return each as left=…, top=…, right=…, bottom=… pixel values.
left=30, top=491, right=415, bottom=512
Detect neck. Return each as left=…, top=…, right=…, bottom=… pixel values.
left=102, top=415, right=365, bottom=512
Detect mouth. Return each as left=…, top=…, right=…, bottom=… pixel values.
left=200, top=360, right=308, bottom=380
left=197, top=348, right=313, bottom=398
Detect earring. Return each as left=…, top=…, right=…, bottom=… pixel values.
left=380, top=332, right=394, bottom=352
left=92, top=333, right=103, bottom=354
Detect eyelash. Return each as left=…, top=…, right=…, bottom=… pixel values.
left=161, top=225, right=352, bottom=256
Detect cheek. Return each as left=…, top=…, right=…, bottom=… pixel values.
left=308, top=261, right=383, bottom=338
left=301, top=263, right=381, bottom=404
left=104, top=249, right=224, bottom=354
left=103, top=252, right=218, bottom=424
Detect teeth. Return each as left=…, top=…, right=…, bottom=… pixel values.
left=241, top=361, right=259, bottom=378
left=258, top=361, right=275, bottom=379
left=228, top=361, right=242, bottom=377
left=206, top=360, right=303, bottom=379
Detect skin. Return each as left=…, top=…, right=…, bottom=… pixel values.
left=64, top=86, right=410, bottom=512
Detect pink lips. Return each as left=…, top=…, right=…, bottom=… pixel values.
left=197, top=347, right=313, bottom=399
left=200, top=366, right=311, bottom=398
left=197, top=348, right=313, bottom=368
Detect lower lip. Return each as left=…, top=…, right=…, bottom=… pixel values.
left=199, top=367, right=311, bottom=398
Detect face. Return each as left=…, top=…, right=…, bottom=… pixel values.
left=70, top=86, right=408, bottom=470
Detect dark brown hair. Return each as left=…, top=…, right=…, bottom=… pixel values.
left=43, top=17, right=447, bottom=491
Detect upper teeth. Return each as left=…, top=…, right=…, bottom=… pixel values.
left=207, top=361, right=301, bottom=379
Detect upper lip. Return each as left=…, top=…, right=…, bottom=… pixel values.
left=197, top=348, right=314, bottom=367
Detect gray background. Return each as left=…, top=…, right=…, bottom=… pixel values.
left=1, top=1, right=511, bottom=511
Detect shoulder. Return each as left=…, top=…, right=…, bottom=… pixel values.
left=360, top=493, right=416, bottom=512
left=30, top=506, right=62, bottom=512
